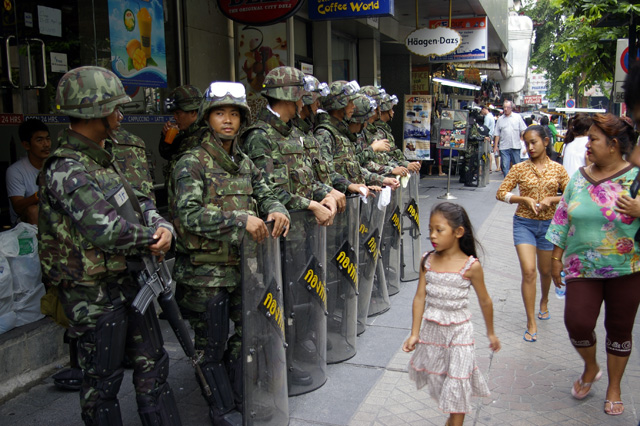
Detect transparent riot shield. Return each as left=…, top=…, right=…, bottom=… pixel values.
left=326, top=195, right=359, bottom=363
left=281, top=210, right=327, bottom=396
left=241, top=222, right=288, bottom=426
left=401, top=173, right=422, bottom=281
left=357, top=194, right=388, bottom=334
left=379, top=186, right=402, bottom=296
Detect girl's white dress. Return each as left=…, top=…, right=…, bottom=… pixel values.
left=408, top=253, right=490, bottom=413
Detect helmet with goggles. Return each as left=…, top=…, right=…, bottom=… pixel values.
left=350, top=94, right=377, bottom=124
left=359, top=86, right=386, bottom=105
left=380, top=93, right=399, bottom=112
left=164, top=85, right=203, bottom=113
left=301, top=76, right=330, bottom=106
left=261, top=66, right=308, bottom=102
left=55, top=66, right=131, bottom=119
left=321, top=80, right=360, bottom=111
left=199, top=81, right=251, bottom=126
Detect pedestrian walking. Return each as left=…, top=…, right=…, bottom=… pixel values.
left=547, top=113, right=640, bottom=417
left=403, top=202, right=500, bottom=426
left=496, top=125, right=570, bottom=342
left=493, top=100, right=526, bottom=177
left=562, top=113, right=592, bottom=178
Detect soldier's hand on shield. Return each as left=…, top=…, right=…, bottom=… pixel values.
left=347, top=183, right=369, bottom=197
left=382, top=177, right=400, bottom=189
left=329, top=189, right=346, bottom=213
left=367, top=185, right=382, bottom=193
left=408, top=161, right=421, bottom=173
left=371, top=139, right=391, bottom=152
left=391, top=166, right=409, bottom=176
left=320, top=196, right=338, bottom=221
left=309, top=200, right=334, bottom=227
left=149, top=227, right=173, bottom=259
left=266, top=212, right=289, bottom=238
left=246, top=215, right=269, bottom=243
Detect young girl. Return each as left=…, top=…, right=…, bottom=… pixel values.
left=403, top=202, right=501, bottom=426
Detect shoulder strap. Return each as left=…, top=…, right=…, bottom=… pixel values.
left=459, top=256, right=478, bottom=275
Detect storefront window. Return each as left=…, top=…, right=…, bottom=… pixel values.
left=331, top=34, right=357, bottom=81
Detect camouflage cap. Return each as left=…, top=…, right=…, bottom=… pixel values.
left=165, top=85, right=203, bottom=112
left=380, top=93, right=399, bottom=112
left=199, top=81, right=251, bottom=127
left=321, top=80, right=360, bottom=111
left=261, top=66, right=305, bottom=102
left=349, top=94, right=377, bottom=124
left=55, top=66, right=131, bottom=119
left=360, top=86, right=385, bottom=105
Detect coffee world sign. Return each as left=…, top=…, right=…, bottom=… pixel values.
left=405, top=27, right=462, bottom=57
left=217, top=0, right=305, bottom=26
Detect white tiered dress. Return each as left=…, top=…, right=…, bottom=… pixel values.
left=408, top=253, right=490, bottom=413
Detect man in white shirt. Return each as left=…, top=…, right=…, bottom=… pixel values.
left=493, top=100, right=527, bottom=177
left=481, top=105, right=495, bottom=136
left=6, top=119, right=51, bottom=225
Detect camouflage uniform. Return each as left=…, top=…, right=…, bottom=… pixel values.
left=350, top=94, right=395, bottom=176
left=108, top=128, right=156, bottom=202
left=39, top=66, right=180, bottom=425
left=376, top=92, right=410, bottom=167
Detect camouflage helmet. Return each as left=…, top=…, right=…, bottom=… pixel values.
left=349, top=94, right=377, bottom=124
left=380, top=93, right=399, bottom=112
left=199, top=81, right=251, bottom=127
left=301, top=76, right=330, bottom=106
left=261, top=66, right=306, bottom=102
left=165, top=85, right=203, bottom=112
left=55, top=66, right=131, bottom=119
left=360, top=86, right=386, bottom=105
left=321, top=80, right=360, bottom=111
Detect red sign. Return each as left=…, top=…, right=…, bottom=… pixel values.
left=524, top=95, right=542, bottom=105
left=217, top=0, right=304, bottom=26
left=0, top=113, right=24, bottom=125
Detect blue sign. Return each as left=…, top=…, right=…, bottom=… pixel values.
left=566, top=99, right=575, bottom=108
left=308, top=0, right=394, bottom=20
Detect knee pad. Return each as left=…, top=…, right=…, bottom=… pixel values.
left=137, top=382, right=182, bottom=426
left=133, top=351, right=170, bottom=392
left=93, top=306, right=128, bottom=375
left=130, top=303, right=164, bottom=359
left=203, top=292, right=230, bottom=362
left=82, top=398, right=123, bottom=426
left=200, top=359, right=235, bottom=414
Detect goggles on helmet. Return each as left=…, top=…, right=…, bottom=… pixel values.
left=368, top=97, right=378, bottom=111
left=344, top=80, right=360, bottom=96
left=164, top=97, right=177, bottom=112
left=303, top=75, right=318, bottom=93
left=205, top=82, right=246, bottom=101
left=389, top=94, right=399, bottom=106
left=317, top=82, right=330, bottom=97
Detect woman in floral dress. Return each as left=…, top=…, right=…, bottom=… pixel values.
left=547, top=113, right=640, bottom=417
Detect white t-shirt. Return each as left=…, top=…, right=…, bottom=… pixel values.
left=562, top=135, right=588, bottom=178
left=6, top=156, right=40, bottom=225
left=494, top=113, right=527, bottom=150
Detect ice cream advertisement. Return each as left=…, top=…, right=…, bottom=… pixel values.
left=108, top=0, right=167, bottom=87
left=403, top=95, right=432, bottom=161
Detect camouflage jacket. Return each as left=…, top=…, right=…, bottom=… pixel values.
left=169, top=129, right=288, bottom=286
left=161, top=121, right=207, bottom=184
left=38, top=129, right=169, bottom=285
left=107, top=128, right=156, bottom=202
left=292, top=117, right=343, bottom=190
left=314, top=113, right=384, bottom=186
left=242, top=108, right=330, bottom=210
left=374, top=120, right=409, bottom=167
left=357, top=125, right=395, bottom=175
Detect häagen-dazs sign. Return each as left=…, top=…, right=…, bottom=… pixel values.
left=405, top=27, right=462, bottom=57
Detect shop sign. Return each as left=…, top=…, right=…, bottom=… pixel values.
left=107, top=0, right=168, bottom=88
left=428, top=17, right=488, bottom=63
left=524, top=95, right=542, bottom=105
left=218, top=0, right=304, bottom=26
left=308, top=0, right=394, bottom=20
left=405, top=27, right=461, bottom=57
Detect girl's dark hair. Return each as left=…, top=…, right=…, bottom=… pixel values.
left=565, top=113, right=592, bottom=145
left=540, top=115, right=549, bottom=126
left=591, top=113, right=636, bottom=156
left=524, top=117, right=533, bottom=126
left=431, top=202, right=479, bottom=258
left=523, top=125, right=553, bottom=157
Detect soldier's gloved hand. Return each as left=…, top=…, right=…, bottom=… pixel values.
left=246, top=215, right=269, bottom=243
left=329, top=189, right=346, bottom=213
left=382, top=177, right=400, bottom=189
left=149, top=227, right=173, bottom=259
left=267, top=212, right=289, bottom=238
left=371, top=139, right=391, bottom=152
left=309, top=200, right=334, bottom=227
left=408, top=161, right=422, bottom=173
left=391, top=166, right=409, bottom=176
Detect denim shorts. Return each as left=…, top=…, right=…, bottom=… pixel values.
left=512, top=215, right=553, bottom=250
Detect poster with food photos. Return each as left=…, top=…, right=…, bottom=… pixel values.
left=438, top=109, right=468, bottom=151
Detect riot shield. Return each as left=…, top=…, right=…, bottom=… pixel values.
left=401, top=173, right=422, bottom=281
left=357, top=194, right=388, bottom=334
left=241, top=222, right=288, bottom=426
left=281, top=210, right=327, bottom=396
left=326, top=195, right=359, bottom=364
left=379, top=186, right=402, bottom=296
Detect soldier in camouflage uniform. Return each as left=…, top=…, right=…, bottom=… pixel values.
left=169, top=81, right=289, bottom=426
left=38, top=66, right=181, bottom=426
left=159, top=85, right=206, bottom=183
left=109, top=128, right=156, bottom=202
left=376, top=91, right=422, bottom=173
left=241, top=66, right=337, bottom=225
left=314, top=80, right=399, bottom=193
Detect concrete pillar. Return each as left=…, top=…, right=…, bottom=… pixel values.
left=312, top=21, right=332, bottom=82
left=358, top=39, right=379, bottom=86
left=381, top=52, right=411, bottom=149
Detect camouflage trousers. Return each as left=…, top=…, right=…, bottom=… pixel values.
left=59, top=275, right=169, bottom=421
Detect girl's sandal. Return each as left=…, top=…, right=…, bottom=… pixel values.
left=604, top=400, right=624, bottom=416
left=570, top=369, right=602, bottom=400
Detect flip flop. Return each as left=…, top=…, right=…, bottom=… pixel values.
left=523, top=330, right=537, bottom=342
left=604, top=400, right=624, bottom=416
left=571, top=369, right=602, bottom=400
left=537, top=310, right=550, bottom=320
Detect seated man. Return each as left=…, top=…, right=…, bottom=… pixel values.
left=6, top=119, right=51, bottom=226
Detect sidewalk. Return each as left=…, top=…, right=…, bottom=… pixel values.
left=1, top=174, right=639, bottom=425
